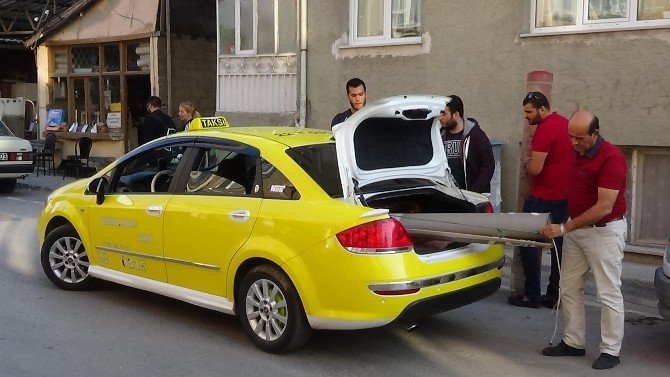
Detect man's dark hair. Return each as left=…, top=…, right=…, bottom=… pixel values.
left=147, top=96, right=162, bottom=108
left=446, top=94, right=464, bottom=117
left=346, top=78, right=366, bottom=94
left=523, top=91, right=550, bottom=110
left=588, top=115, right=600, bottom=135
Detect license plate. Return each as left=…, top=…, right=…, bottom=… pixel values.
left=0, top=153, right=7, bottom=161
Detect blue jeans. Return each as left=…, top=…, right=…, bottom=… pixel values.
left=519, top=195, right=568, bottom=302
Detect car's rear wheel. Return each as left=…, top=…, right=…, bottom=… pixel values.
left=237, top=265, right=312, bottom=353
left=41, top=224, right=94, bottom=290
left=0, top=178, right=17, bottom=193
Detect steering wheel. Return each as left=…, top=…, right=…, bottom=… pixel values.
left=151, top=170, right=174, bottom=193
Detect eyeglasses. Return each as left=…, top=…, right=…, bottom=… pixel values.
left=527, top=91, right=542, bottom=100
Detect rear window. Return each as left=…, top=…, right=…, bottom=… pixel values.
left=0, top=120, right=14, bottom=137
left=286, top=143, right=343, bottom=198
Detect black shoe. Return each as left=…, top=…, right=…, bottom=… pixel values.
left=542, top=341, right=586, bottom=356
left=592, top=353, right=620, bottom=369
left=541, top=295, right=558, bottom=309
left=508, top=295, right=541, bottom=308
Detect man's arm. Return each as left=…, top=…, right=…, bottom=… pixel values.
left=524, top=151, right=548, bottom=176
left=542, top=187, right=619, bottom=237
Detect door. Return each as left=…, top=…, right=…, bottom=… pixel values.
left=163, top=143, right=262, bottom=296
left=87, top=143, right=187, bottom=281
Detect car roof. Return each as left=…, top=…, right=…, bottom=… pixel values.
left=182, top=127, right=334, bottom=148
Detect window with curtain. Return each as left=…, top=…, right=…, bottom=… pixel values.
left=533, top=0, right=670, bottom=33
left=351, top=0, right=423, bottom=45
left=218, top=0, right=298, bottom=55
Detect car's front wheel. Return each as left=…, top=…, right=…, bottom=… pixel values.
left=41, top=224, right=94, bottom=290
left=237, top=265, right=312, bottom=353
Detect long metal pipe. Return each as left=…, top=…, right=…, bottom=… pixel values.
left=298, top=0, right=307, bottom=128
left=166, top=0, right=173, bottom=114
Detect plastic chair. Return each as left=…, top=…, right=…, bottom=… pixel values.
left=61, top=137, right=93, bottom=179
left=35, top=132, right=57, bottom=176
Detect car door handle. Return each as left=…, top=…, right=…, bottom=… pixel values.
left=229, top=210, right=250, bottom=223
left=146, top=205, right=163, bottom=217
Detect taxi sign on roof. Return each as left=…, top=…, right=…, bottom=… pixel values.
left=188, top=116, right=230, bottom=131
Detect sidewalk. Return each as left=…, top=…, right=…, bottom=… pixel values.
left=16, top=171, right=77, bottom=192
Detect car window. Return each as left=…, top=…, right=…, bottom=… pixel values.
left=111, top=145, right=186, bottom=193
left=0, top=120, right=14, bottom=137
left=183, top=147, right=260, bottom=197
left=260, top=159, right=300, bottom=200
left=286, top=143, right=343, bottom=198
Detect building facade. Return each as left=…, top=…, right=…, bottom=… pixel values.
left=216, top=0, right=670, bottom=251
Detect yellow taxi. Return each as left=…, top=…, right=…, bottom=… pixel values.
left=39, top=96, right=505, bottom=353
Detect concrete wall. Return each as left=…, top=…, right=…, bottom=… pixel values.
left=170, top=36, right=217, bottom=118
left=305, top=0, right=670, bottom=211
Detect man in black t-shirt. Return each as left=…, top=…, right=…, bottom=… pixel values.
left=439, top=95, right=495, bottom=193
left=140, top=96, right=176, bottom=145
left=331, top=78, right=367, bottom=128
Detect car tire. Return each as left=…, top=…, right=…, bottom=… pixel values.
left=41, top=224, right=95, bottom=291
left=0, top=178, right=17, bottom=193
left=237, top=265, right=312, bottom=353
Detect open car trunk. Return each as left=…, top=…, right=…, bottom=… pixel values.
left=366, top=188, right=552, bottom=254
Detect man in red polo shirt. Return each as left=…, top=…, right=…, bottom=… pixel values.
left=509, top=92, right=571, bottom=309
left=541, top=111, right=627, bottom=370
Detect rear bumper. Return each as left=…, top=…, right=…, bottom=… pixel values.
left=393, top=277, right=501, bottom=325
left=654, top=267, right=670, bottom=320
left=0, top=162, right=33, bottom=178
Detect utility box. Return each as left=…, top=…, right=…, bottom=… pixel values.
left=490, top=140, right=504, bottom=213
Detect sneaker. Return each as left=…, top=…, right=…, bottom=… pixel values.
left=592, top=353, right=620, bottom=369
left=508, top=295, right=541, bottom=308
left=541, top=295, right=558, bottom=309
left=542, top=341, right=586, bottom=356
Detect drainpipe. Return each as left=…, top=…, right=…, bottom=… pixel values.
left=298, top=0, right=307, bottom=128
left=166, top=0, right=173, bottom=114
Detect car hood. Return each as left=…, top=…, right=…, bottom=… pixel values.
left=333, top=95, right=460, bottom=201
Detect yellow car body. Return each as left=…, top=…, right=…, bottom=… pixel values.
left=39, top=104, right=504, bottom=353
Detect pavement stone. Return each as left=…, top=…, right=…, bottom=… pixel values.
left=16, top=171, right=77, bottom=192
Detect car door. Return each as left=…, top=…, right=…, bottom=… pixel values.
left=87, top=142, right=188, bottom=282
left=162, top=141, right=262, bottom=297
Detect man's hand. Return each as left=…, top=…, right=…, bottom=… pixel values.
left=541, top=223, right=563, bottom=239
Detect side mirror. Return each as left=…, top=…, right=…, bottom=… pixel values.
left=88, top=177, right=108, bottom=205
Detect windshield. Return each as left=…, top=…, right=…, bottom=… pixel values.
left=286, top=143, right=343, bottom=198
left=0, top=120, right=14, bottom=137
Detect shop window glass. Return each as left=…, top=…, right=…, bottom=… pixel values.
left=127, top=42, right=150, bottom=72
left=104, top=44, right=120, bottom=72
left=71, top=46, right=99, bottom=73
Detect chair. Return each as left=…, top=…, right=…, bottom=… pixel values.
left=35, top=132, right=57, bottom=176
left=61, top=137, right=93, bottom=179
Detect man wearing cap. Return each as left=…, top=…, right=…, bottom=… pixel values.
left=541, top=111, right=628, bottom=370
left=509, top=91, right=571, bottom=309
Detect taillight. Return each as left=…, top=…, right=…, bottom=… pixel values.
left=477, top=202, right=494, bottom=214
left=336, top=218, right=413, bottom=254
left=8, top=152, right=31, bottom=161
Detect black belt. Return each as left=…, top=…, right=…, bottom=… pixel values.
left=593, top=217, right=624, bottom=227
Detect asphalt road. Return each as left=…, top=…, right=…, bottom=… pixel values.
left=1, top=187, right=668, bottom=377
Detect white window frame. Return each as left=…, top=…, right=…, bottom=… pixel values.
left=235, top=0, right=257, bottom=55
left=232, top=0, right=294, bottom=56
left=529, top=0, right=670, bottom=36
left=348, top=0, right=422, bottom=47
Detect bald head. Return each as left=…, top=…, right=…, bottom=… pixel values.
left=568, top=111, right=600, bottom=155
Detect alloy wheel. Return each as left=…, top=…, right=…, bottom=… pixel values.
left=245, top=278, right=289, bottom=341
left=49, top=236, right=89, bottom=284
